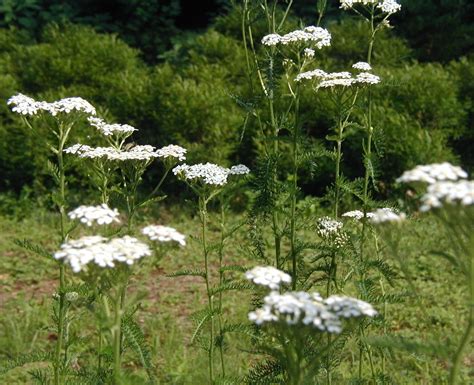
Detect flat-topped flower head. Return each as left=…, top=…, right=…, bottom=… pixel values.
left=142, top=225, right=186, bottom=246
left=352, top=62, right=372, bottom=71
left=46, top=97, right=96, bottom=116
left=295, top=69, right=328, bottom=82
left=54, top=235, right=151, bottom=273
left=369, top=208, right=406, bottom=224
left=248, top=290, right=377, bottom=332
left=8, top=93, right=96, bottom=117
left=262, top=33, right=281, bottom=46
left=7, top=94, right=40, bottom=115
left=324, top=295, right=378, bottom=318
left=317, top=217, right=343, bottom=237
left=173, top=162, right=230, bottom=186
left=262, top=26, right=331, bottom=49
left=356, top=72, right=381, bottom=85
left=420, top=180, right=474, bottom=212
left=155, top=144, right=187, bottom=162
left=377, top=0, right=401, bottom=14
left=396, top=162, right=468, bottom=185
left=340, top=0, right=378, bottom=10
left=68, top=204, right=120, bottom=226
left=107, top=236, right=152, bottom=265
left=304, top=48, right=315, bottom=58
left=69, top=145, right=159, bottom=162
left=229, top=164, right=250, bottom=176
left=64, top=143, right=93, bottom=155
left=342, top=210, right=375, bottom=221
left=88, top=117, right=137, bottom=137
left=245, top=266, right=292, bottom=290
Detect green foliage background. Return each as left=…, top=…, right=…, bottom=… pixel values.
left=0, top=1, right=473, bottom=200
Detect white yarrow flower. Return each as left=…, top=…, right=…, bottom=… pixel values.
left=396, top=162, right=468, bottom=185
left=248, top=290, right=376, bottom=332
left=324, top=295, right=378, bottom=318
left=155, top=144, right=187, bottom=162
left=245, top=266, right=292, bottom=290
left=369, top=208, right=406, bottom=224
left=342, top=210, right=375, bottom=221
left=142, top=225, right=186, bottom=246
left=262, top=27, right=331, bottom=49
left=377, top=0, right=401, bottom=14
left=88, top=117, right=137, bottom=136
left=173, top=163, right=230, bottom=186
left=420, top=180, right=474, bottom=212
left=340, top=0, right=378, bottom=10
left=7, top=94, right=40, bottom=115
left=229, top=164, right=250, bottom=175
left=352, top=62, right=372, bottom=71
left=68, top=204, right=120, bottom=226
left=54, top=235, right=151, bottom=272
left=304, top=48, right=315, bottom=58
left=356, top=72, right=381, bottom=85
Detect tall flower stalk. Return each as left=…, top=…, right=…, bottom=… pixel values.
left=8, top=94, right=96, bottom=385
left=243, top=0, right=331, bottom=286
left=397, top=163, right=474, bottom=384
left=173, top=162, right=249, bottom=383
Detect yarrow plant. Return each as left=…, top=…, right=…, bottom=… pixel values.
left=68, top=204, right=120, bottom=227
left=8, top=93, right=97, bottom=385
left=65, top=116, right=187, bottom=228
left=245, top=267, right=377, bottom=384
left=173, top=161, right=249, bottom=382
left=396, top=163, right=473, bottom=384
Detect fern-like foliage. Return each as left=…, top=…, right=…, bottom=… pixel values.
left=121, top=315, right=155, bottom=381
left=14, top=238, right=52, bottom=260
left=0, top=351, right=54, bottom=375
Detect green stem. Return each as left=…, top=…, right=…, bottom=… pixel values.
left=217, top=199, right=226, bottom=377
left=113, top=286, right=124, bottom=384
left=54, top=122, right=69, bottom=385
left=290, top=82, right=300, bottom=289
left=200, top=196, right=214, bottom=384
left=359, top=9, right=376, bottom=381
left=316, top=0, right=327, bottom=27
left=448, top=248, right=473, bottom=384
left=334, top=117, right=343, bottom=219
left=148, top=167, right=170, bottom=199
left=269, top=92, right=281, bottom=269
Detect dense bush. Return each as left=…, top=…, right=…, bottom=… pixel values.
left=0, top=14, right=472, bottom=199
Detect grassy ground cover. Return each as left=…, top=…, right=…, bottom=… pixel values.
left=0, top=206, right=471, bottom=384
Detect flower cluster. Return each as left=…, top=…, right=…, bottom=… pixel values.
left=248, top=289, right=377, bottom=333
left=295, top=68, right=380, bottom=87
left=340, top=0, right=401, bottom=14
left=155, top=144, right=187, bottom=162
left=88, top=117, right=137, bottom=137
left=65, top=144, right=159, bottom=162
left=173, top=163, right=229, bottom=186
left=340, top=0, right=377, bottom=9
left=304, top=48, right=315, bottom=58
left=369, top=208, right=406, bottom=224
left=352, top=61, right=372, bottom=71
left=396, top=162, right=468, bottom=185
left=420, top=180, right=474, bottom=212
left=68, top=204, right=120, bottom=227
left=229, top=164, right=251, bottom=176
left=142, top=225, right=186, bottom=246
left=377, top=0, right=401, bottom=14
left=317, top=217, right=343, bottom=237
left=54, top=235, right=151, bottom=273
left=245, top=266, right=292, bottom=290
left=261, top=26, right=331, bottom=49
left=342, top=210, right=375, bottom=221
left=8, top=94, right=96, bottom=116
